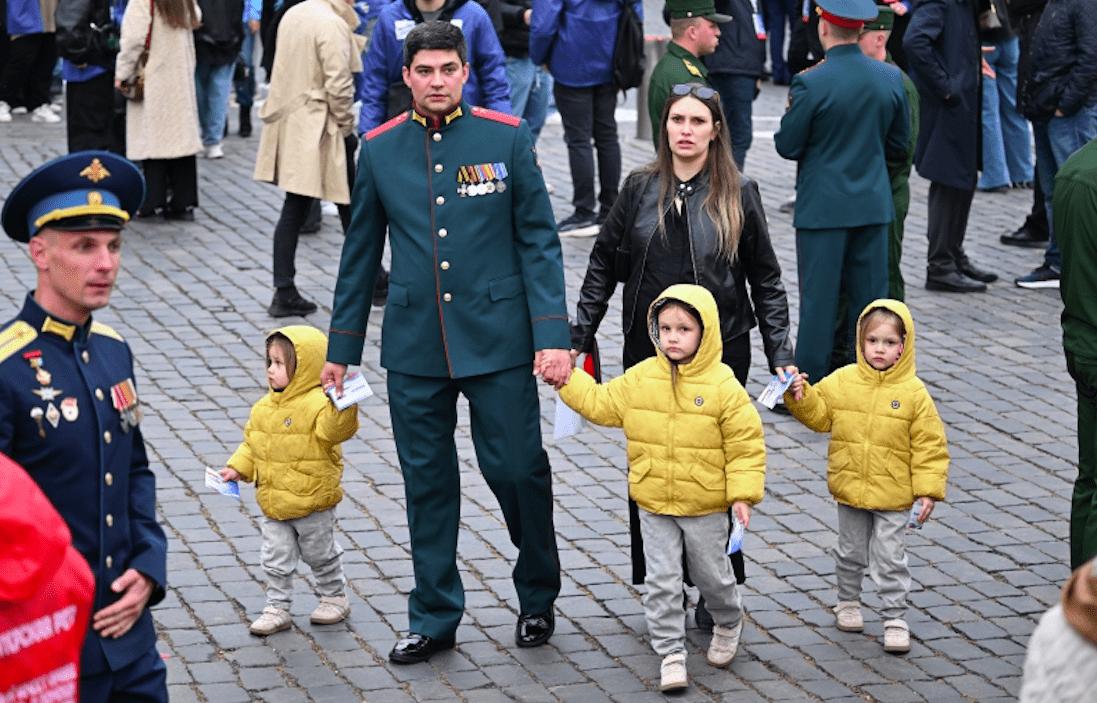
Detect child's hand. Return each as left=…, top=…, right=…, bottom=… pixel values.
left=220, top=468, right=242, bottom=482
left=781, top=366, right=807, bottom=401
left=732, top=501, right=751, bottom=529
left=914, top=497, right=935, bottom=525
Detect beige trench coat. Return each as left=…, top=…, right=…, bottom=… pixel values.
left=253, top=0, right=363, bottom=204
left=116, top=0, right=203, bottom=161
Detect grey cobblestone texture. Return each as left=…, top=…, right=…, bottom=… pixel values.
left=0, top=64, right=1072, bottom=701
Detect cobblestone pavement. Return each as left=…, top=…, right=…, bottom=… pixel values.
left=0, top=79, right=1072, bottom=702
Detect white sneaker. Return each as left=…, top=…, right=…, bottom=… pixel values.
left=205, top=142, right=224, bottom=159
left=249, top=605, right=292, bottom=635
left=883, top=619, right=910, bottom=653
left=659, top=652, right=688, bottom=692
left=49, top=102, right=63, bottom=113
left=707, top=620, right=742, bottom=667
left=310, top=596, right=350, bottom=625
left=0, top=101, right=10, bottom=123
left=11, top=106, right=27, bottom=115
left=31, top=105, right=61, bottom=123
left=834, top=601, right=864, bottom=632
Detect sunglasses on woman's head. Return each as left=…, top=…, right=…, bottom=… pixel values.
left=671, top=83, right=717, bottom=100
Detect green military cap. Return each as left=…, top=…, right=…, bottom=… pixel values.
left=667, top=0, right=732, bottom=23
left=863, top=4, right=895, bottom=31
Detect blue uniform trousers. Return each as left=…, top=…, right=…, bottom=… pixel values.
left=794, top=225, right=889, bottom=383
left=80, top=646, right=167, bottom=703
left=387, top=364, right=560, bottom=638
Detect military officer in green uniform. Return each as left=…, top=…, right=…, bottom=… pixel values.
left=774, top=0, right=909, bottom=386
left=647, top=0, right=729, bottom=149
left=321, top=22, right=571, bottom=665
left=0, top=152, right=169, bottom=703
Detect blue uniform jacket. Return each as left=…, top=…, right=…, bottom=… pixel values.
left=774, top=43, right=910, bottom=229
left=329, top=102, right=570, bottom=377
left=530, top=0, right=641, bottom=88
left=356, top=0, right=510, bottom=132
left=0, top=294, right=167, bottom=675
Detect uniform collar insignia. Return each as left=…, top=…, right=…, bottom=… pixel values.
left=41, top=316, right=76, bottom=342
left=411, top=103, right=464, bottom=130
left=444, top=105, right=463, bottom=125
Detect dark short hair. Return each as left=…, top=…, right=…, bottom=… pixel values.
left=403, top=21, right=468, bottom=69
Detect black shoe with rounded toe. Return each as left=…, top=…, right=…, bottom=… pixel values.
left=389, top=633, right=456, bottom=664
left=268, top=290, right=318, bottom=317
left=1000, top=226, right=1049, bottom=249
left=957, top=261, right=998, bottom=283
left=516, top=611, right=554, bottom=648
left=925, top=271, right=987, bottom=293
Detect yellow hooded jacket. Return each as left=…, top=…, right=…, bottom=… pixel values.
left=785, top=299, right=949, bottom=511
left=559, top=284, right=766, bottom=516
left=228, top=326, right=359, bottom=520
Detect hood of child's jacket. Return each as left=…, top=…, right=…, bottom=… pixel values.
left=0, top=453, right=71, bottom=600
left=270, top=325, right=329, bottom=402
left=855, top=298, right=917, bottom=382
left=646, top=284, right=724, bottom=377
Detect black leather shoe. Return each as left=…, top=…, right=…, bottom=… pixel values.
left=516, top=611, right=554, bottom=648
left=389, top=633, right=456, bottom=664
left=268, top=289, right=318, bottom=317
left=925, top=271, right=987, bottom=293
left=957, top=261, right=998, bottom=283
left=1000, top=225, right=1049, bottom=249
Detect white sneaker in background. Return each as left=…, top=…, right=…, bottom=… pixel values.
left=31, top=105, right=61, bottom=123
left=205, top=142, right=225, bottom=159
left=0, top=102, right=11, bottom=123
left=11, top=106, right=27, bottom=115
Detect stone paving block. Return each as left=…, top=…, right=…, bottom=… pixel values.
left=196, top=683, right=252, bottom=703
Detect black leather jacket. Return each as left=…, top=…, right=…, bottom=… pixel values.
left=572, top=169, right=795, bottom=372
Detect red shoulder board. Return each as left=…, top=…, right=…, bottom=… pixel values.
left=366, top=111, right=409, bottom=141
left=470, top=106, right=521, bottom=127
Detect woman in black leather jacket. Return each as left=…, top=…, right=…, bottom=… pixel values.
left=572, top=84, right=795, bottom=387
left=570, top=83, right=796, bottom=610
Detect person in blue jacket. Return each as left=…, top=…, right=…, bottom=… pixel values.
left=531, top=0, right=641, bottom=232
left=0, top=151, right=168, bottom=703
left=356, top=0, right=510, bottom=133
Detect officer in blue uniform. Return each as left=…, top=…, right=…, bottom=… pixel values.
left=322, top=21, right=571, bottom=664
left=0, top=151, right=169, bottom=703
left=773, top=0, right=909, bottom=386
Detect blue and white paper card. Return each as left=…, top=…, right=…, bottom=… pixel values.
left=726, top=515, right=745, bottom=555
left=327, top=372, right=373, bottom=410
left=205, top=466, right=240, bottom=499
left=553, top=398, right=586, bottom=441
left=757, top=373, right=794, bottom=409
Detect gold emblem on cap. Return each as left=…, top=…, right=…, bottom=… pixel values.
left=88, top=191, right=103, bottom=206
left=80, top=158, right=111, bottom=183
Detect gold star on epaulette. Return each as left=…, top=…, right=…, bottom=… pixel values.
left=80, top=158, right=111, bottom=183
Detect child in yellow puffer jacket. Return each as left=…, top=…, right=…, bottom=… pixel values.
left=220, top=325, right=359, bottom=636
left=784, top=299, right=949, bottom=655
left=558, top=284, right=766, bottom=692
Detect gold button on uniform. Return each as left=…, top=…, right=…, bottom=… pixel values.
left=440, top=261, right=450, bottom=270
left=433, top=132, right=442, bottom=142
left=434, top=164, right=443, bottom=173
left=438, top=228, right=448, bottom=238
left=436, top=196, right=445, bottom=205
left=443, top=293, right=452, bottom=302
left=104, top=431, right=112, bottom=444
left=95, top=388, right=104, bottom=401
left=82, top=351, right=90, bottom=363
left=106, top=514, right=113, bottom=527
left=105, top=556, right=113, bottom=568
left=105, top=472, right=113, bottom=486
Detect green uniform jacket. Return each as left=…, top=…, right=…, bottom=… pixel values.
left=887, top=66, right=920, bottom=216
left=647, top=42, right=709, bottom=149
left=774, top=43, right=910, bottom=230
left=328, top=102, right=570, bottom=377
left=1056, top=137, right=1097, bottom=361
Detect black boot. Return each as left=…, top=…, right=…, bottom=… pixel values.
left=239, top=105, right=252, bottom=138
left=268, top=287, right=317, bottom=317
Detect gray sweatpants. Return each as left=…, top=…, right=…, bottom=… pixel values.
left=260, top=507, right=346, bottom=610
left=639, top=509, right=744, bottom=656
left=832, top=503, right=910, bottom=620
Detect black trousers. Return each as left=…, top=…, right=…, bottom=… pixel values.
left=0, top=33, right=55, bottom=109
left=67, top=72, right=126, bottom=154
left=141, top=157, right=198, bottom=215
left=926, top=181, right=976, bottom=277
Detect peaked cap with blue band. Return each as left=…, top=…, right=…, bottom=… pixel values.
left=2, top=151, right=146, bottom=243
left=816, top=0, right=879, bottom=24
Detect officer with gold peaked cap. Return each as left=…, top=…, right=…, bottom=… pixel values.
left=0, top=151, right=168, bottom=703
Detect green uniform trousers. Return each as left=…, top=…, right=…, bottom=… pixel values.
left=387, top=364, right=560, bottom=638
left=1067, top=350, right=1097, bottom=570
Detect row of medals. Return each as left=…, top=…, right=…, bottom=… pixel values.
left=457, top=163, right=508, bottom=197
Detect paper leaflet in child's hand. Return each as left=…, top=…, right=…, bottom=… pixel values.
left=726, top=515, right=745, bottom=555
left=908, top=501, right=923, bottom=529
left=205, top=466, right=240, bottom=499
left=757, top=372, right=795, bottom=409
